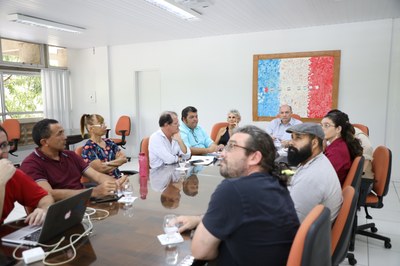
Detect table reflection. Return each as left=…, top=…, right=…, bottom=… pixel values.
left=150, top=165, right=205, bottom=210
left=2, top=165, right=224, bottom=266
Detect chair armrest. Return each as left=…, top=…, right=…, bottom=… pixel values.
left=8, top=139, right=19, bottom=156
left=358, top=178, right=375, bottom=206
left=118, top=129, right=127, bottom=136
left=121, top=170, right=138, bottom=175
left=119, top=130, right=128, bottom=143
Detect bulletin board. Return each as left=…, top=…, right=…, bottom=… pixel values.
left=252, top=50, right=341, bottom=122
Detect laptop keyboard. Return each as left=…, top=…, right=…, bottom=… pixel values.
left=23, top=229, right=42, bottom=241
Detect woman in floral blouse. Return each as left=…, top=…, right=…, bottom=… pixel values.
left=79, top=114, right=128, bottom=178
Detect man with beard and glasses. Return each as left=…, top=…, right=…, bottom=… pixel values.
left=175, top=125, right=299, bottom=266
left=286, top=122, right=342, bottom=223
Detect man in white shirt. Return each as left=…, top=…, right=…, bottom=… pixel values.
left=149, top=111, right=191, bottom=168
left=266, top=104, right=302, bottom=147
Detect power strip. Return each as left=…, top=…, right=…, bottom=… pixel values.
left=22, top=247, right=45, bottom=264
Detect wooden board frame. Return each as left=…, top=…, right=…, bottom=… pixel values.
left=252, top=50, right=341, bottom=122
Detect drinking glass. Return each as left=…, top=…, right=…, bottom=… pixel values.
left=165, top=245, right=179, bottom=265
left=274, top=138, right=282, bottom=149
left=123, top=181, right=134, bottom=206
left=178, top=156, right=186, bottom=170
left=163, top=214, right=178, bottom=241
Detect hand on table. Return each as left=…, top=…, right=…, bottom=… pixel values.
left=175, top=215, right=202, bottom=233
left=93, top=180, right=118, bottom=197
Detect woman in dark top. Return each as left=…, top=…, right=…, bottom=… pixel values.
left=215, top=109, right=241, bottom=146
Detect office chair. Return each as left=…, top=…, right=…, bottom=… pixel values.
left=342, top=156, right=364, bottom=265
left=287, top=205, right=332, bottom=266
left=74, top=146, right=96, bottom=187
left=109, top=115, right=131, bottom=149
left=210, top=122, right=229, bottom=142
left=342, top=156, right=364, bottom=191
left=352, top=123, right=369, bottom=136
left=291, top=114, right=301, bottom=120
left=1, top=119, right=21, bottom=156
left=331, top=186, right=358, bottom=266
left=356, top=146, right=392, bottom=249
left=275, top=113, right=301, bottom=121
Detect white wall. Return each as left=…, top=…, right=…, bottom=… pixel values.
left=68, top=46, right=112, bottom=130
left=68, top=19, right=400, bottom=180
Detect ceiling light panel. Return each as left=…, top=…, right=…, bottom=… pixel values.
left=144, top=0, right=200, bottom=21
left=8, top=13, right=85, bottom=34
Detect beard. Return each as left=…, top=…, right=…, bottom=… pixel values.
left=287, top=142, right=312, bottom=166
left=219, top=158, right=246, bottom=178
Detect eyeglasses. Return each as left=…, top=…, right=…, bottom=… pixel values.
left=92, top=124, right=106, bottom=128
left=320, top=123, right=336, bottom=129
left=224, top=142, right=254, bottom=153
left=0, top=141, right=11, bottom=152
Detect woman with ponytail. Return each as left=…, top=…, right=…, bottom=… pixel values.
left=321, top=109, right=363, bottom=185
left=80, top=114, right=128, bottom=179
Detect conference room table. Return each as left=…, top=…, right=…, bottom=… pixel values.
left=0, top=164, right=224, bottom=266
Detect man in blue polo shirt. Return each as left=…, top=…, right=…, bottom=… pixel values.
left=179, top=106, right=222, bottom=155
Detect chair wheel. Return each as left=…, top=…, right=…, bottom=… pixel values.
left=385, top=241, right=392, bottom=249
left=348, top=257, right=357, bottom=265
left=371, top=226, right=378, bottom=233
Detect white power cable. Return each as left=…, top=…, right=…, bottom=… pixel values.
left=12, top=207, right=110, bottom=265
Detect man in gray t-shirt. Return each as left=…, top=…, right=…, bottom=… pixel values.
left=286, top=123, right=343, bottom=222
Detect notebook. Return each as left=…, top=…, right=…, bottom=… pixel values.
left=1, top=188, right=92, bottom=246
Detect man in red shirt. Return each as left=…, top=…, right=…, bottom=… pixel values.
left=0, top=125, right=54, bottom=225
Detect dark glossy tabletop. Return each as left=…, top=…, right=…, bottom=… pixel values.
left=0, top=164, right=224, bottom=266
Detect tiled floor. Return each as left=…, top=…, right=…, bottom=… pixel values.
left=339, top=180, right=400, bottom=266
left=5, top=161, right=400, bottom=265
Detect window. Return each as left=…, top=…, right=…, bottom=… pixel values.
left=48, top=45, right=68, bottom=67
left=0, top=71, right=43, bottom=121
left=0, top=37, right=68, bottom=147
left=1, top=38, right=44, bottom=66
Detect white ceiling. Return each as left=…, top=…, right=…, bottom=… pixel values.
left=0, top=0, right=399, bottom=49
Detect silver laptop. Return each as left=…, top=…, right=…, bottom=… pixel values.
left=2, top=188, right=92, bottom=246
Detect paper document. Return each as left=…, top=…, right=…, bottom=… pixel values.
left=157, top=233, right=184, bottom=245
left=188, top=156, right=215, bottom=165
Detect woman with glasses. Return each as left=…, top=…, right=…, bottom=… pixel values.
left=79, top=114, right=128, bottom=178
left=214, top=109, right=241, bottom=146
left=321, top=110, right=363, bottom=185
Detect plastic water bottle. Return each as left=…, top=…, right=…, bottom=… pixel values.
left=139, top=176, right=148, bottom=199
left=139, top=152, right=148, bottom=177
